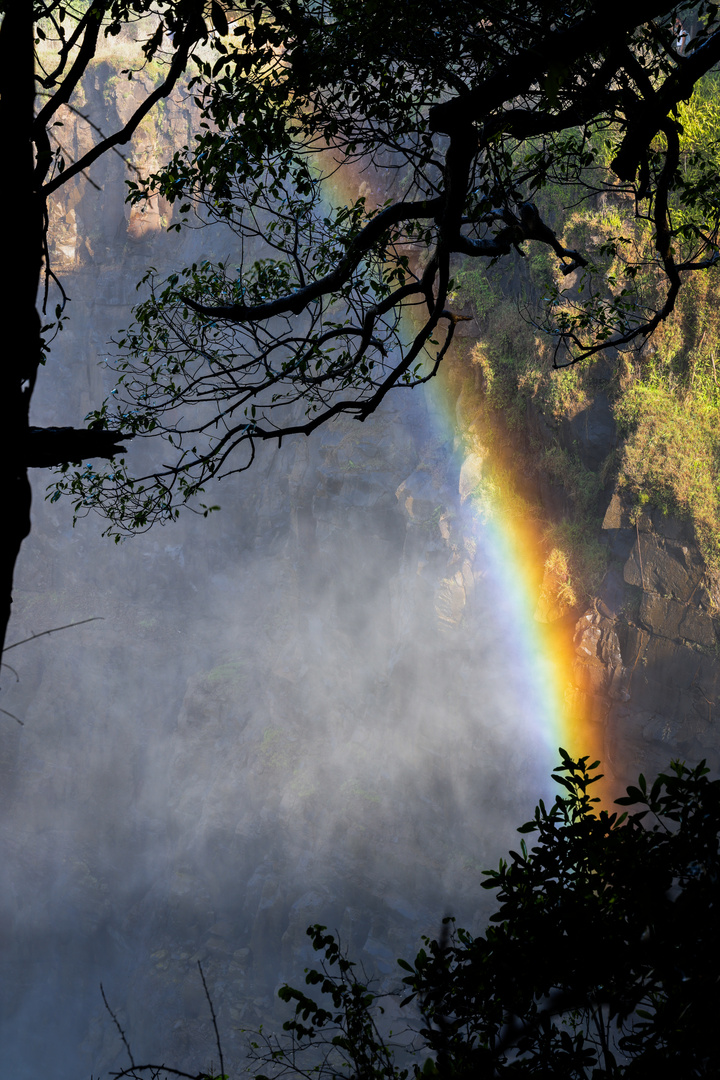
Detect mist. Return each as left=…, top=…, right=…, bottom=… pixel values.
left=1, top=366, right=557, bottom=1077
left=1, top=96, right=555, bottom=1080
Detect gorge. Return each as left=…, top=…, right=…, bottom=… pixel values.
left=1, top=70, right=557, bottom=1077
left=4, top=14, right=720, bottom=1077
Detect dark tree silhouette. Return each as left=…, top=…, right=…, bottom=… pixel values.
left=6, top=2, right=720, bottom=651
left=0, top=1, right=221, bottom=657
left=51, top=0, right=720, bottom=536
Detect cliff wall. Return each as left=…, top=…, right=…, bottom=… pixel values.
left=541, top=380, right=720, bottom=786
left=449, top=302, right=720, bottom=789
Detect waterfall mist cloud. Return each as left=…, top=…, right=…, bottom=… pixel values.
left=1, top=385, right=553, bottom=1078
left=1, top=115, right=554, bottom=1076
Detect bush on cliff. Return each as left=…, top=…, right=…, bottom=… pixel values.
left=452, top=69, right=720, bottom=588
left=252, top=752, right=720, bottom=1080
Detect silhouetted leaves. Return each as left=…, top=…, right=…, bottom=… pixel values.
left=261, top=754, right=720, bottom=1079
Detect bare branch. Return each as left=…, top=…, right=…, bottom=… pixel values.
left=4, top=616, right=103, bottom=651
left=0, top=707, right=24, bottom=726
left=101, top=983, right=136, bottom=1070
left=198, top=961, right=225, bottom=1080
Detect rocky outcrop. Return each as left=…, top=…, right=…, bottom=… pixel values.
left=567, top=495, right=720, bottom=784
left=458, top=332, right=720, bottom=787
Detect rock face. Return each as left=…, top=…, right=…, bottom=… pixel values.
left=453, top=282, right=720, bottom=791
left=569, top=496, right=720, bottom=785
left=520, top=401, right=720, bottom=787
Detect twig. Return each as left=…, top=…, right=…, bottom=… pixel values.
left=198, top=960, right=225, bottom=1080
left=111, top=1067, right=201, bottom=1080
left=4, top=616, right=102, bottom=651
left=65, top=103, right=143, bottom=176
left=625, top=629, right=648, bottom=697
left=49, top=130, right=102, bottom=190
left=0, top=661, right=19, bottom=681
left=37, top=94, right=143, bottom=178
left=0, top=707, right=23, bottom=726
left=101, top=983, right=136, bottom=1069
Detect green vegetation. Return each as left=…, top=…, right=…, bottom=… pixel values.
left=615, top=373, right=720, bottom=571
left=204, top=658, right=249, bottom=689
left=339, top=779, right=381, bottom=804
left=455, top=71, right=720, bottom=593
left=452, top=262, right=607, bottom=610
left=453, top=267, right=589, bottom=428
left=289, top=770, right=317, bottom=799
left=247, top=753, right=720, bottom=1080
left=462, top=252, right=720, bottom=596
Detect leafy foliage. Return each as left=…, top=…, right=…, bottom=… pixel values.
left=251, top=753, right=720, bottom=1079
left=47, top=0, right=720, bottom=533
left=615, top=372, right=720, bottom=569
left=446, top=68, right=720, bottom=584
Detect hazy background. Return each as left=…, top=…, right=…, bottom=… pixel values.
left=0, top=83, right=556, bottom=1078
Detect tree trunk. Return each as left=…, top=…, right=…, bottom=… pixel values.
left=0, top=2, right=43, bottom=660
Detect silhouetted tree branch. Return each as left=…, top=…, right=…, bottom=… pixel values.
left=0, top=1, right=226, bottom=658
left=50, top=0, right=720, bottom=535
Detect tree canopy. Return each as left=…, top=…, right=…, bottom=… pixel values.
left=48, top=0, right=720, bottom=533
left=396, top=753, right=720, bottom=1077
left=7, top=1, right=720, bottom=647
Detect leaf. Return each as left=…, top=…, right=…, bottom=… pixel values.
left=211, top=2, right=229, bottom=37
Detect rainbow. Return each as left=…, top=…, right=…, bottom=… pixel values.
left=318, top=154, right=601, bottom=781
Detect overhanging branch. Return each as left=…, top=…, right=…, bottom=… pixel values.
left=183, top=196, right=443, bottom=321
left=25, top=426, right=133, bottom=468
